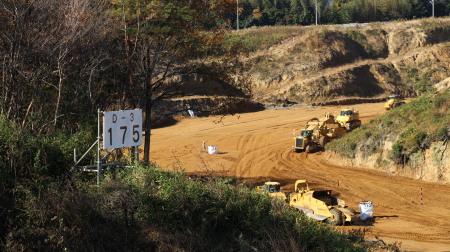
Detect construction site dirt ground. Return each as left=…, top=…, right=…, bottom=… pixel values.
left=149, top=101, right=450, bottom=252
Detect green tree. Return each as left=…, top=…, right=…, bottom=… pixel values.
left=411, top=0, right=428, bottom=18
left=434, top=0, right=450, bottom=16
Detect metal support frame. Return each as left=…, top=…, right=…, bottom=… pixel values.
left=72, top=108, right=140, bottom=185
left=135, top=145, right=139, bottom=163
left=73, top=139, right=98, bottom=169
left=97, top=109, right=102, bottom=185
left=236, top=0, right=239, bottom=30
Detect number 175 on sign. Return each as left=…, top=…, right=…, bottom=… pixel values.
left=102, top=109, right=142, bottom=150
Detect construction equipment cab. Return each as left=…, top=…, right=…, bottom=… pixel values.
left=300, top=130, right=312, bottom=138
left=384, top=95, right=405, bottom=110
left=255, top=181, right=287, bottom=201
left=293, top=128, right=317, bottom=153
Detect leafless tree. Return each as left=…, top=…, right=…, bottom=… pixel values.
left=110, top=0, right=250, bottom=163
left=0, top=0, right=115, bottom=131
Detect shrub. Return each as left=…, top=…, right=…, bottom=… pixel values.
left=0, top=116, right=97, bottom=183
left=5, top=164, right=369, bottom=251
left=434, top=127, right=449, bottom=141
left=392, top=143, right=404, bottom=163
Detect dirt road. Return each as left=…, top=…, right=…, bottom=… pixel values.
left=149, top=102, right=450, bottom=252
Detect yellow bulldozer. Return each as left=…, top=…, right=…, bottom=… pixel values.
left=384, top=95, right=405, bottom=110
left=255, top=180, right=287, bottom=201
left=293, top=113, right=346, bottom=153
left=288, top=180, right=358, bottom=225
left=336, top=108, right=361, bottom=131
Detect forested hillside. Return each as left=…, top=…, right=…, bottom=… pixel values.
left=231, top=0, right=450, bottom=28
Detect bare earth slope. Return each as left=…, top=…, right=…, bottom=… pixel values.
left=149, top=102, right=450, bottom=252
left=246, top=18, right=450, bottom=104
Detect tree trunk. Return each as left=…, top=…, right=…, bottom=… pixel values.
left=121, top=36, right=130, bottom=110
left=143, top=99, right=152, bottom=164
left=54, top=63, right=63, bottom=129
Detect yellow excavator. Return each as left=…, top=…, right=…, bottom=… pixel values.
left=288, top=180, right=358, bottom=225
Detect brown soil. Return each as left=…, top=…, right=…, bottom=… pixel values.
left=149, top=101, right=450, bottom=252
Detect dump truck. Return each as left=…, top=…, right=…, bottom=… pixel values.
left=384, top=95, right=405, bottom=110
left=335, top=108, right=361, bottom=131
left=255, top=180, right=287, bottom=201
left=288, top=180, right=358, bottom=225
left=293, top=113, right=347, bottom=153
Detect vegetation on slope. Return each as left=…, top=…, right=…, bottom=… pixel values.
left=229, top=18, right=450, bottom=70
left=2, top=164, right=373, bottom=251
left=225, top=26, right=305, bottom=52
left=228, top=24, right=389, bottom=79
left=326, top=90, right=450, bottom=167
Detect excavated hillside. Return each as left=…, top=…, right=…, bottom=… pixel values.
left=158, top=18, right=450, bottom=184
left=241, top=18, right=450, bottom=105
left=233, top=18, right=450, bottom=184
left=157, top=18, right=450, bottom=117
left=150, top=19, right=450, bottom=250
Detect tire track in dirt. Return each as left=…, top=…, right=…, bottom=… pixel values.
left=150, top=102, right=450, bottom=251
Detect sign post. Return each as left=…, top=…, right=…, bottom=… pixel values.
left=98, top=109, right=142, bottom=184
left=72, top=109, right=142, bottom=185
left=97, top=109, right=101, bottom=185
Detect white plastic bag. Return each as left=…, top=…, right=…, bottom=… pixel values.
left=208, top=146, right=218, bottom=154
left=359, top=201, right=373, bottom=220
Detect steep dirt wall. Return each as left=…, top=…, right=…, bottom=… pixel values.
left=325, top=139, right=450, bottom=183
left=387, top=28, right=427, bottom=55
left=260, top=43, right=450, bottom=103
left=249, top=18, right=450, bottom=104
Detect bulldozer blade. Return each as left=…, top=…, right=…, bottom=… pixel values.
left=294, top=206, right=328, bottom=221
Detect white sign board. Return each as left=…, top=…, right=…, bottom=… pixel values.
left=102, top=109, right=142, bottom=150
